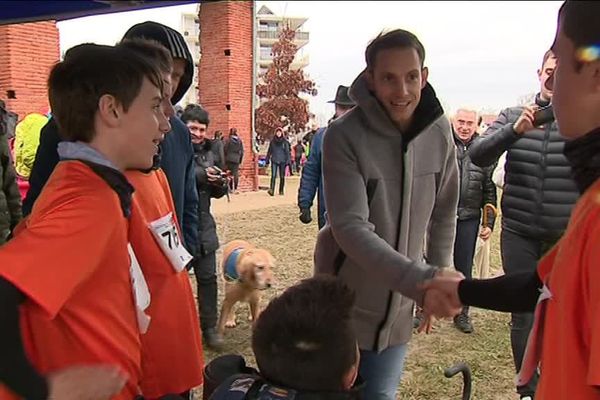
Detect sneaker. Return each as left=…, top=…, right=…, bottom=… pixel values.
left=413, top=309, right=424, bottom=329
left=279, top=190, right=284, bottom=196
left=453, top=312, right=474, bottom=334
left=267, top=189, right=274, bottom=196
left=203, top=328, right=224, bottom=350
left=520, top=397, right=533, bottom=400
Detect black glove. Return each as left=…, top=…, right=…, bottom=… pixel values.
left=299, top=208, right=312, bottom=224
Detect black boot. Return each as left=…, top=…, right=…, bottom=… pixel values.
left=453, top=308, right=473, bottom=334
left=203, top=327, right=224, bottom=350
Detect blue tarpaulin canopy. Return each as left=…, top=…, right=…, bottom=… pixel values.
left=0, top=1, right=199, bottom=25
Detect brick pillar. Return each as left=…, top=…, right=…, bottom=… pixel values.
left=0, top=21, right=59, bottom=120
left=198, top=0, right=258, bottom=192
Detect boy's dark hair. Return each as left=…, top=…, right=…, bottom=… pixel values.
left=181, top=104, right=210, bottom=125
left=559, top=1, right=600, bottom=51
left=117, top=38, right=173, bottom=75
left=366, top=29, right=426, bottom=69
left=48, top=43, right=164, bottom=142
left=252, top=275, right=357, bottom=392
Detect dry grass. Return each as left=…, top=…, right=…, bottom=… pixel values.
left=194, top=204, right=518, bottom=399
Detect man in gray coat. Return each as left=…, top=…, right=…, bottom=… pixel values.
left=314, top=29, right=461, bottom=399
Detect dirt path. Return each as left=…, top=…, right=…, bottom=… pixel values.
left=212, top=175, right=301, bottom=216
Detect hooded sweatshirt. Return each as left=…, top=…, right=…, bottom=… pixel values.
left=23, top=22, right=200, bottom=253
left=314, top=72, right=459, bottom=351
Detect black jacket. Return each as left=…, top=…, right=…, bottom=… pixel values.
left=224, top=136, right=244, bottom=165
left=193, top=141, right=227, bottom=256
left=469, top=95, right=579, bottom=241
left=454, top=133, right=497, bottom=229
left=0, top=132, right=21, bottom=244
left=266, top=136, right=291, bottom=165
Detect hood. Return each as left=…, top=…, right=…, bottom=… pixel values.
left=193, top=139, right=212, bottom=154
left=348, top=70, right=444, bottom=139
left=123, top=21, right=194, bottom=105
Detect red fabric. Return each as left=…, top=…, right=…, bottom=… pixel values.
left=0, top=161, right=141, bottom=400
left=126, top=170, right=204, bottom=398
left=535, top=179, right=600, bottom=399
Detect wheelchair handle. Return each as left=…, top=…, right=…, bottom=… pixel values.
left=444, top=362, right=472, bottom=400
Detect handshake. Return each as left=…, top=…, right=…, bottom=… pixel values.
left=418, top=268, right=465, bottom=332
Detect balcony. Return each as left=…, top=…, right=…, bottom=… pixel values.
left=257, top=30, right=309, bottom=43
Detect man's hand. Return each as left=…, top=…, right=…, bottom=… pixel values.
left=417, top=313, right=434, bottom=334
left=299, top=208, right=312, bottom=224
left=47, top=365, right=127, bottom=400
left=420, top=269, right=464, bottom=318
left=206, top=167, right=221, bottom=182
left=479, top=226, right=492, bottom=241
left=513, top=105, right=537, bottom=134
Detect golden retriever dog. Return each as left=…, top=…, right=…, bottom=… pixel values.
left=218, top=240, right=274, bottom=334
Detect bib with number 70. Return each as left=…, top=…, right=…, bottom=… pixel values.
left=148, top=212, right=193, bottom=272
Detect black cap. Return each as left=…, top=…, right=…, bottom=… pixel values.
left=327, top=85, right=355, bottom=106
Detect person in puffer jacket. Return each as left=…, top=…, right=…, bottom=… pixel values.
left=14, top=113, right=48, bottom=181
left=451, top=108, right=496, bottom=335
left=468, top=50, right=579, bottom=399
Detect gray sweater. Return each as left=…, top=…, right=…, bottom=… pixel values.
left=314, top=72, right=459, bottom=351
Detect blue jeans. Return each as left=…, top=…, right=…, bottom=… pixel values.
left=359, top=344, right=408, bottom=400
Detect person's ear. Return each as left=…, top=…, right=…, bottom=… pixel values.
left=97, top=94, right=121, bottom=128
left=421, top=67, right=429, bottom=89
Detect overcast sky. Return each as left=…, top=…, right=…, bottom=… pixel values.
left=58, top=1, right=563, bottom=123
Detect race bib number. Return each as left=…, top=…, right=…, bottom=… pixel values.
left=148, top=212, right=193, bottom=272
left=128, top=244, right=151, bottom=333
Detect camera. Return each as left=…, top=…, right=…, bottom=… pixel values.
left=533, top=105, right=555, bottom=126
left=209, top=166, right=229, bottom=186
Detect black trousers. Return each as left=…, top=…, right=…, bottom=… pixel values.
left=501, top=229, right=557, bottom=397
left=191, top=251, right=218, bottom=332
left=226, top=162, right=240, bottom=191
left=453, top=217, right=480, bottom=281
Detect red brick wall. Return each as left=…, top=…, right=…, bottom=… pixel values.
left=199, top=0, right=257, bottom=191
left=0, top=21, right=59, bottom=120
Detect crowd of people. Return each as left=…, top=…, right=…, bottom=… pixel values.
left=0, top=1, right=599, bottom=399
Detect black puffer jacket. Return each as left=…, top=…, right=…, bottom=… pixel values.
left=193, top=141, right=227, bottom=256
left=454, top=133, right=496, bottom=229
left=0, top=132, right=21, bottom=244
left=266, top=136, right=291, bottom=165
left=469, top=95, right=579, bottom=241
